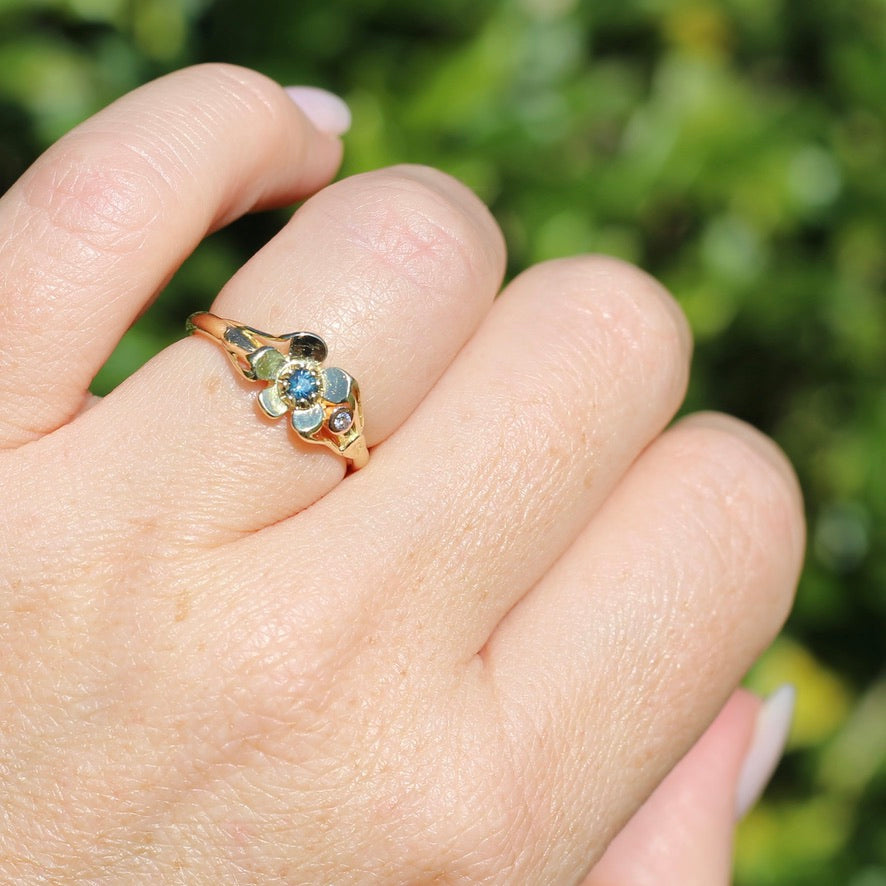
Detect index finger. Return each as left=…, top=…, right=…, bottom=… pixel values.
left=0, top=63, right=343, bottom=448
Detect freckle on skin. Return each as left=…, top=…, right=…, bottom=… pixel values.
left=175, top=590, right=191, bottom=622
left=204, top=373, right=221, bottom=395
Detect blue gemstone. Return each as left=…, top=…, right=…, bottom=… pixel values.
left=287, top=368, right=319, bottom=402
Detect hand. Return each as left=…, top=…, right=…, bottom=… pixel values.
left=0, top=64, right=804, bottom=883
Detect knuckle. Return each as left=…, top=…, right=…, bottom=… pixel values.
left=544, top=254, right=689, bottom=358
left=517, top=255, right=691, bottom=407
left=315, top=164, right=505, bottom=292
left=22, top=141, right=165, bottom=255
left=18, top=65, right=296, bottom=261
left=667, top=414, right=805, bottom=621
left=389, top=162, right=502, bottom=242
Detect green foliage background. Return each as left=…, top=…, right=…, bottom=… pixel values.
left=1, top=0, right=884, bottom=881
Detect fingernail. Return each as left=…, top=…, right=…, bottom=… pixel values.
left=735, top=684, right=796, bottom=820
left=284, top=86, right=351, bottom=136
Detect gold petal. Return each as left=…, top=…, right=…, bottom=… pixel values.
left=322, top=367, right=352, bottom=404
left=287, top=332, right=327, bottom=361
left=249, top=346, right=286, bottom=381
left=291, top=403, right=325, bottom=435
left=258, top=384, right=288, bottom=418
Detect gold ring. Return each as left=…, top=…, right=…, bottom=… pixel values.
left=187, top=312, right=368, bottom=470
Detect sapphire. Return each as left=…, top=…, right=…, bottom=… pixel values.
left=287, top=368, right=320, bottom=404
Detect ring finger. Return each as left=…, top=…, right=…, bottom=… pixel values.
left=30, top=164, right=506, bottom=542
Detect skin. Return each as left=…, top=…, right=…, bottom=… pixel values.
left=0, top=64, right=804, bottom=883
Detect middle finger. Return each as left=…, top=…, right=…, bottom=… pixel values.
left=247, top=254, right=692, bottom=658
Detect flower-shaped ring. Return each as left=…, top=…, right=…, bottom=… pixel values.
left=187, top=311, right=368, bottom=470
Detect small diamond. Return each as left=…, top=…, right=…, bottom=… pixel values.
left=286, top=368, right=320, bottom=405
left=329, top=407, right=354, bottom=433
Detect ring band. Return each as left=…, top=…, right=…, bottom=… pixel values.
left=187, top=311, right=368, bottom=470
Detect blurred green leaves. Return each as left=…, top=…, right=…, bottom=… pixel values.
left=1, top=0, right=884, bottom=881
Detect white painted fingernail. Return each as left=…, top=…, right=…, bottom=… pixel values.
left=284, top=86, right=351, bottom=136
left=735, top=684, right=796, bottom=820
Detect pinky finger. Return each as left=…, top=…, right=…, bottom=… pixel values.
left=583, top=688, right=794, bottom=886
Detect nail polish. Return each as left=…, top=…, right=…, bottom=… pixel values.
left=284, top=86, right=352, bottom=136
left=735, top=684, right=796, bottom=820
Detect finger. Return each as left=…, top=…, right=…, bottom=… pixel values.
left=485, top=413, right=805, bottom=882
left=264, top=255, right=691, bottom=655
left=0, top=63, right=343, bottom=448
left=45, top=165, right=506, bottom=538
left=584, top=689, right=760, bottom=886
